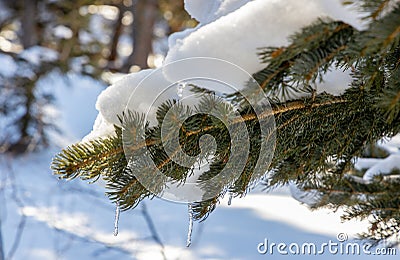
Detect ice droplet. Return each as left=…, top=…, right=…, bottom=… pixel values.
left=186, top=203, right=193, bottom=247
left=114, top=201, right=120, bottom=236
left=177, top=82, right=186, bottom=99
left=228, top=193, right=233, bottom=206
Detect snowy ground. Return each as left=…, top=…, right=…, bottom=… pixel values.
left=0, top=73, right=398, bottom=260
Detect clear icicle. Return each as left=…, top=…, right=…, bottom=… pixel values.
left=228, top=193, right=233, bottom=206
left=177, top=82, right=186, bottom=99
left=114, top=201, right=120, bottom=236
left=186, top=203, right=194, bottom=247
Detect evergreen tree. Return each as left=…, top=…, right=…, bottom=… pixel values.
left=52, top=0, right=400, bottom=246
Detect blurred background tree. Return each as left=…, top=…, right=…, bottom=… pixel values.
left=0, top=0, right=196, bottom=154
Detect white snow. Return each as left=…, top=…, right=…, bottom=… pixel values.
left=354, top=158, right=383, bottom=171
left=167, top=27, right=197, bottom=50
left=19, top=46, right=59, bottom=66
left=84, top=69, right=155, bottom=140
left=82, top=113, right=115, bottom=142
left=86, top=0, right=365, bottom=140
left=95, top=70, right=153, bottom=126
left=289, top=182, right=322, bottom=207
left=1, top=1, right=396, bottom=258
left=0, top=53, right=18, bottom=77
left=79, top=30, right=94, bottom=44
left=357, top=135, right=400, bottom=182
left=27, top=4, right=398, bottom=251
left=363, top=154, right=400, bottom=182
left=53, top=25, right=73, bottom=39
left=184, top=0, right=222, bottom=24
left=378, top=134, right=400, bottom=154
left=0, top=1, right=398, bottom=259
left=184, top=0, right=251, bottom=24
left=293, top=134, right=400, bottom=206
left=167, top=0, right=363, bottom=76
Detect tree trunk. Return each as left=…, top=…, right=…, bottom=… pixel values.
left=108, top=4, right=125, bottom=71
left=20, top=0, right=38, bottom=48
left=125, top=0, right=158, bottom=70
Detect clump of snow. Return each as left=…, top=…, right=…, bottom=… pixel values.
left=184, top=0, right=251, bottom=24
left=378, top=134, right=400, bottom=154
left=53, top=25, right=73, bottom=39
left=214, top=0, right=255, bottom=21
left=0, top=53, right=18, bottom=77
left=354, top=158, right=383, bottom=171
left=84, top=70, right=154, bottom=140
left=165, top=0, right=363, bottom=79
left=83, top=114, right=115, bottom=142
left=289, top=181, right=322, bottom=207
left=363, top=154, right=400, bottom=182
left=89, top=14, right=110, bottom=44
left=86, top=0, right=364, bottom=141
left=95, top=70, right=153, bottom=126
left=79, top=30, right=94, bottom=44
left=357, top=134, right=400, bottom=182
left=184, top=0, right=221, bottom=24
left=167, top=27, right=197, bottom=50
left=293, top=133, right=400, bottom=207
left=19, top=46, right=59, bottom=66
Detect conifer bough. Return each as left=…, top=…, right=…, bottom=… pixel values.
left=52, top=1, right=400, bottom=246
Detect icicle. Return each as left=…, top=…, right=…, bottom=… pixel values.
left=177, top=82, right=187, bottom=99
left=228, top=193, right=233, bottom=206
left=186, top=203, right=194, bottom=247
left=114, top=201, right=120, bottom=236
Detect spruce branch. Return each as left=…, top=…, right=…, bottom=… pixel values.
left=51, top=128, right=125, bottom=181
left=357, top=4, right=400, bottom=56
left=51, top=0, right=400, bottom=243
left=254, top=18, right=355, bottom=99
left=343, top=0, right=395, bottom=20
